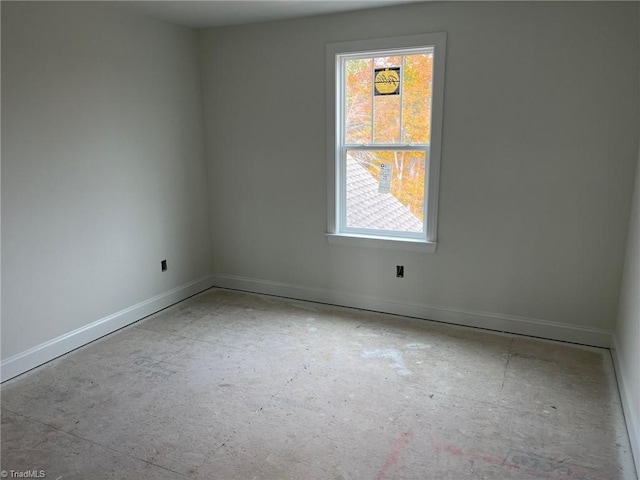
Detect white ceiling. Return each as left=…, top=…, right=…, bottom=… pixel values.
left=118, top=0, right=425, bottom=28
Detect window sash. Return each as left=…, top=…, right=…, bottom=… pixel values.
left=338, top=146, right=430, bottom=240
left=339, top=48, right=433, bottom=147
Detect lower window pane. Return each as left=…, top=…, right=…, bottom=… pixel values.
left=345, top=150, right=426, bottom=233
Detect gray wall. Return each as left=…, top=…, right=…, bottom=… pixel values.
left=1, top=2, right=212, bottom=360
left=613, top=5, right=640, bottom=469
left=199, top=2, right=639, bottom=333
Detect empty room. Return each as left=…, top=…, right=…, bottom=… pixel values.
left=1, top=1, right=639, bottom=479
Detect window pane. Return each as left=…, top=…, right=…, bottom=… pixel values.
left=402, top=53, right=433, bottom=144
left=373, top=56, right=401, bottom=144
left=374, top=56, right=402, bottom=69
left=345, top=150, right=426, bottom=232
left=344, top=58, right=372, bottom=144
left=373, top=95, right=401, bottom=144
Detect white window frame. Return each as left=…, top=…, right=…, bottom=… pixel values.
left=326, top=33, right=446, bottom=253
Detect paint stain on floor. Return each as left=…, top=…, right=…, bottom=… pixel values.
left=361, top=348, right=413, bottom=376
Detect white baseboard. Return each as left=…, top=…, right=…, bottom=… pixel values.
left=209, top=273, right=612, bottom=347
left=0, top=275, right=216, bottom=383
left=611, top=336, right=640, bottom=478
left=1, top=272, right=614, bottom=383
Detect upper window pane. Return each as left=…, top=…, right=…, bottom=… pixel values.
left=373, top=56, right=402, bottom=144
left=402, top=53, right=432, bottom=144
left=343, top=51, right=433, bottom=146
left=344, top=58, right=372, bottom=144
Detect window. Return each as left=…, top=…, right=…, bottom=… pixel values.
left=326, top=33, right=446, bottom=252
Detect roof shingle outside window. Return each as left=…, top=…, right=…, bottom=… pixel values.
left=346, top=157, right=422, bottom=232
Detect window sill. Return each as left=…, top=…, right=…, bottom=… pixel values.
left=325, top=233, right=437, bottom=253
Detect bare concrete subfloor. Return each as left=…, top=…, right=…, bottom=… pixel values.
left=1, top=288, right=636, bottom=480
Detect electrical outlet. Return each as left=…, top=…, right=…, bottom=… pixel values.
left=161, top=260, right=167, bottom=272
left=396, top=265, right=404, bottom=278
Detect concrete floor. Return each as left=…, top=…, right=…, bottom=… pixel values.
left=1, top=288, right=636, bottom=479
